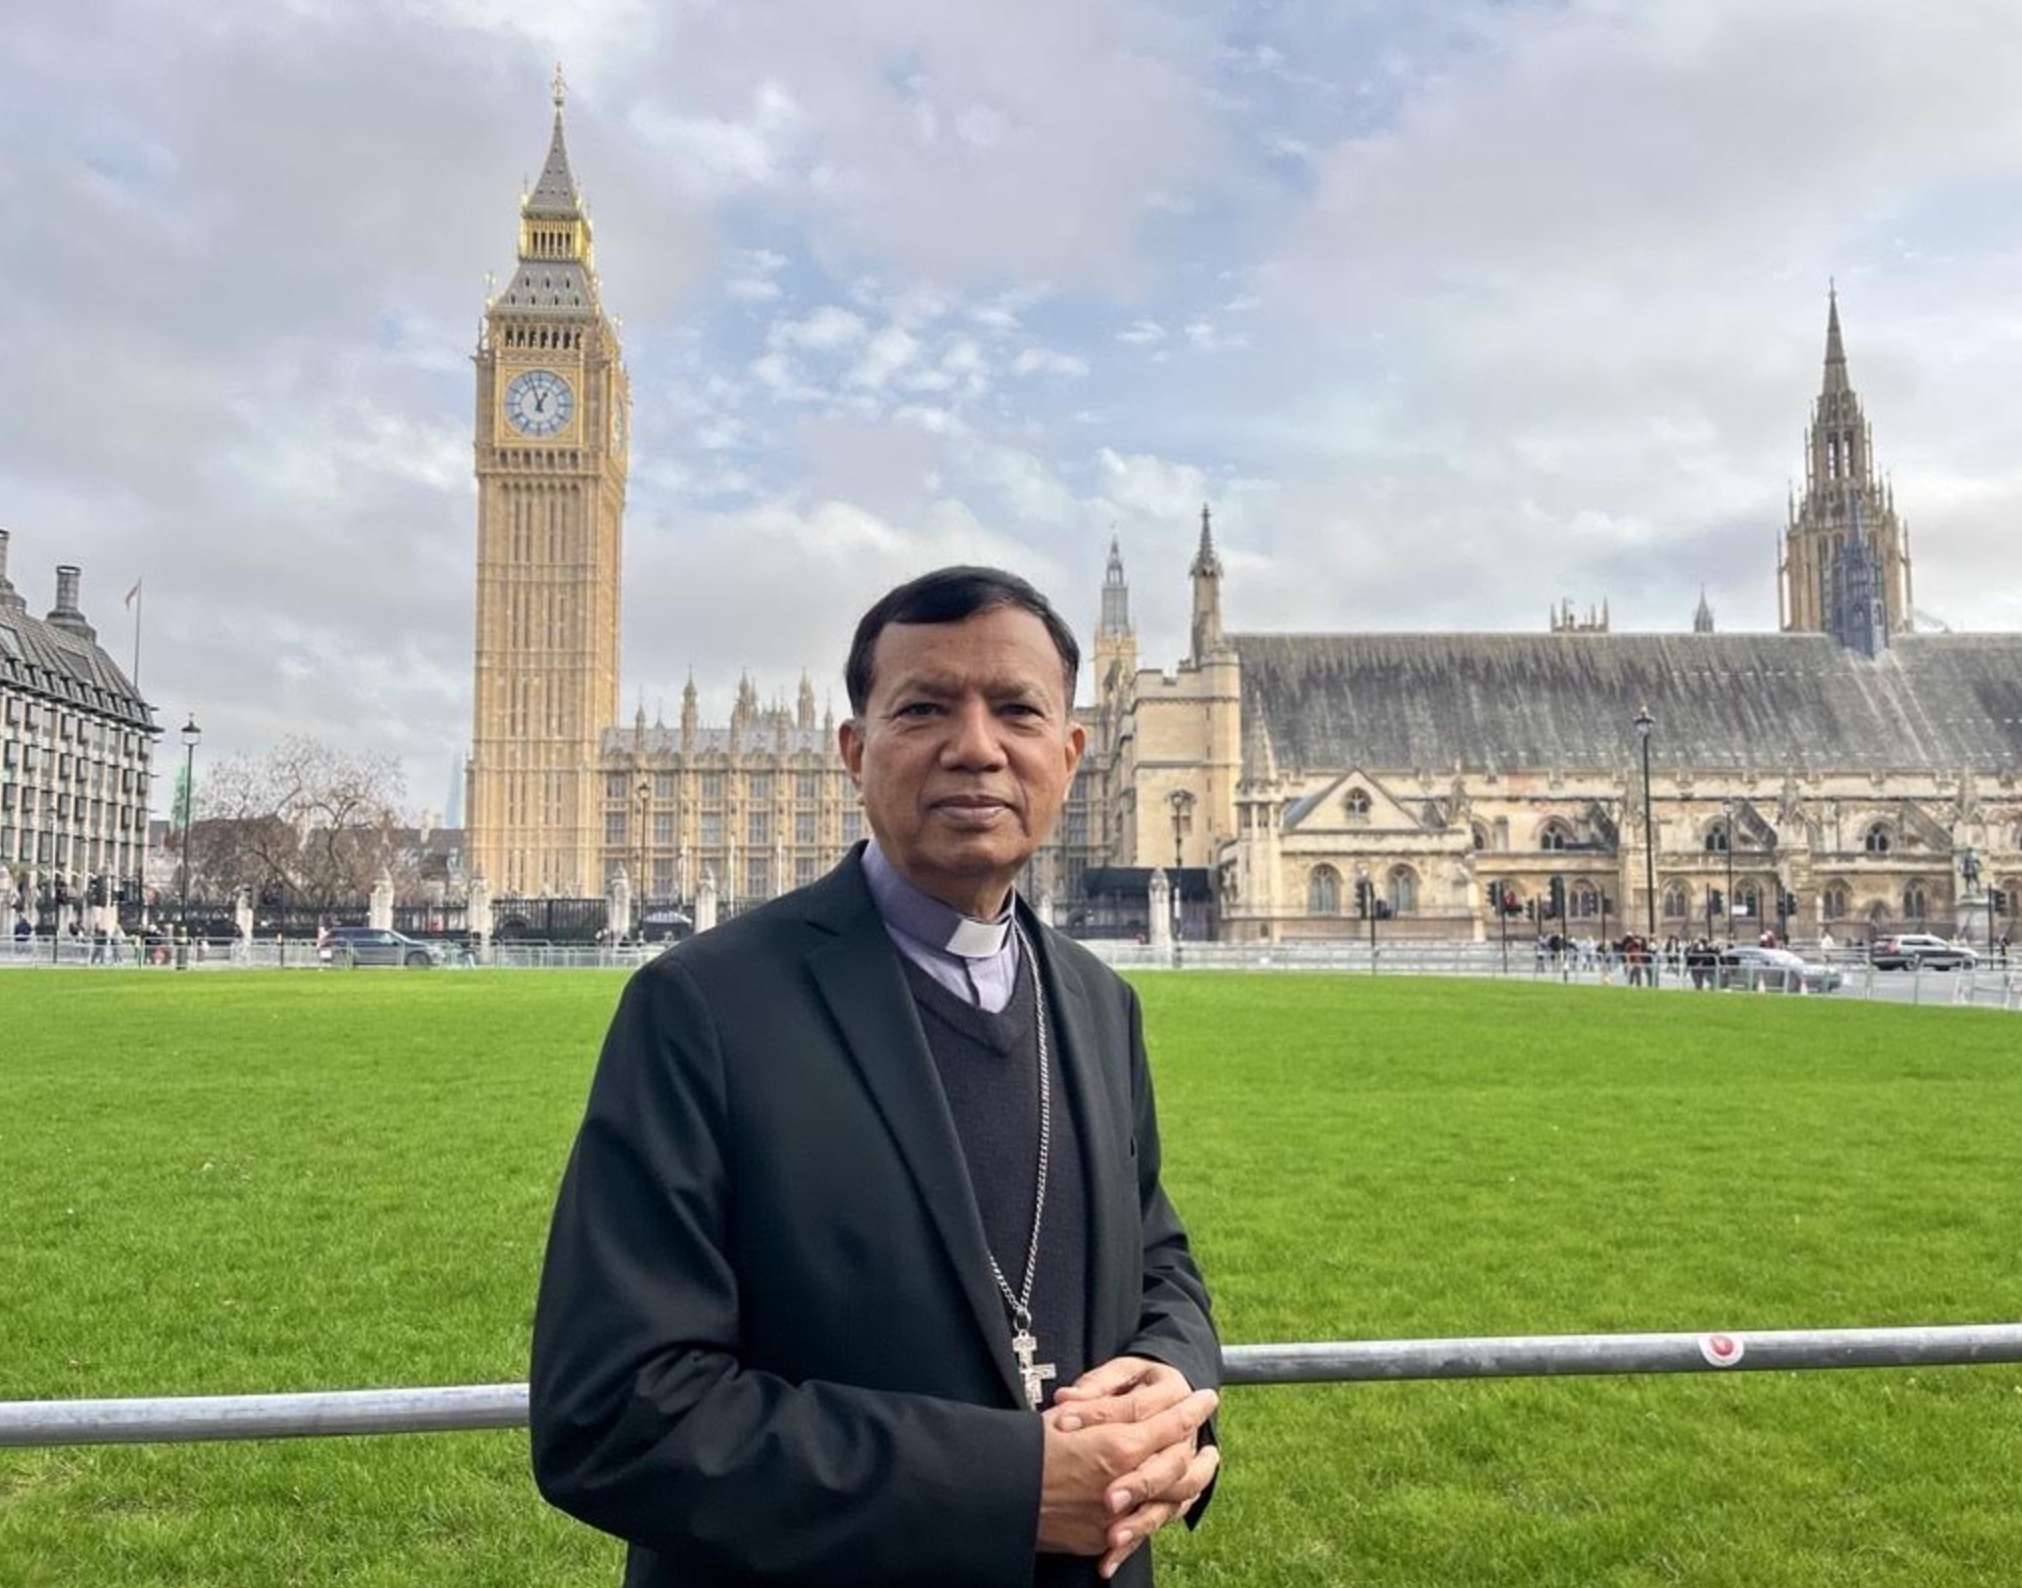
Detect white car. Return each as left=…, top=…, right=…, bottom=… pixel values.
left=1717, top=945, right=1840, bottom=993
left=1870, top=933, right=1978, bottom=972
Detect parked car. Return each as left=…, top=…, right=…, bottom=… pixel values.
left=317, top=926, right=445, bottom=968
left=1716, top=945, right=1841, bottom=993
left=1870, top=933, right=1978, bottom=972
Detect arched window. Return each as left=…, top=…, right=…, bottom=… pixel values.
left=1902, top=884, right=1928, bottom=921
left=1387, top=866, right=1417, bottom=916
left=1705, top=823, right=1730, bottom=853
left=1737, top=884, right=1761, bottom=923
left=1308, top=865, right=1342, bottom=915
left=1344, top=788, right=1372, bottom=822
left=1821, top=883, right=1849, bottom=922
left=1572, top=883, right=1601, bottom=919
left=1864, top=823, right=1892, bottom=855
left=1539, top=822, right=1571, bottom=851
left=1662, top=882, right=1689, bottom=920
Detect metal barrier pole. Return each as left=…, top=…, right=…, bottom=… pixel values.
left=6, top=1324, right=2022, bottom=1449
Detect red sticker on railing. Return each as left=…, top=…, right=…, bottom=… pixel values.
left=1698, top=1333, right=1745, bottom=1367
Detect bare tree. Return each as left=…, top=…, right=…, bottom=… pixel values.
left=193, top=737, right=409, bottom=909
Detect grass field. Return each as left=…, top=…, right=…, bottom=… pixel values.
left=3, top=970, right=2019, bottom=1586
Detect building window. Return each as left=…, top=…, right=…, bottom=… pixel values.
left=1343, top=789, right=1371, bottom=822
left=1705, top=823, right=1729, bottom=853
left=1662, top=883, right=1688, bottom=919
left=606, top=773, right=629, bottom=800
left=1471, top=823, right=1489, bottom=852
left=654, top=812, right=675, bottom=844
left=748, top=810, right=770, bottom=844
left=747, top=774, right=771, bottom=800
left=701, top=773, right=725, bottom=802
left=1864, top=823, right=1891, bottom=855
left=655, top=773, right=677, bottom=799
left=795, top=812, right=816, bottom=844
left=1902, top=884, right=1927, bottom=921
left=1572, top=884, right=1601, bottom=919
left=1308, top=865, right=1342, bottom=915
left=746, top=857, right=769, bottom=899
left=700, top=813, right=723, bottom=846
left=796, top=856, right=819, bottom=886
left=1737, top=884, right=1760, bottom=922
left=1539, top=822, right=1571, bottom=851
left=1387, top=866, right=1416, bottom=916
left=605, top=812, right=626, bottom=845
left=1822, top=883, right=1849, bottom=921
left=841, top=807, right=863, bottom=845
left=797, top=775, right=819, bottom=802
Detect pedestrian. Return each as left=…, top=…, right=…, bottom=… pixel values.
left=531, top=567, right=1221, bottom=1586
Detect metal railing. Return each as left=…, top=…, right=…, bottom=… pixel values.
left=7, top=1323, right=2022, bottom=1448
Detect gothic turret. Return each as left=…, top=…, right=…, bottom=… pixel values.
left=1189, top=504, right=1225, bottom=663
left=1692, top=588, right=1715, bottom=634
left=1091, top=535, right=1138, bottom=703
left=1780, top=287, right=1913, bottom=649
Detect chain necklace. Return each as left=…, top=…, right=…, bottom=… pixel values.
left=988, top=924, right=1054, bottom=1409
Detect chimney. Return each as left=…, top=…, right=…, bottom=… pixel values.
left=46, top=563, right=98, bottom=641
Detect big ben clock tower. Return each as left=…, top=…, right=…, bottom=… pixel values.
left=467, top=70, right=630, bottom=898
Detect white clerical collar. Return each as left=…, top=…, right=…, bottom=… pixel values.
left=862, top=840, right=1014, bottom=960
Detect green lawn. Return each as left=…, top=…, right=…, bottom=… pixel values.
left=3, top=970, right=2019, bottom=1586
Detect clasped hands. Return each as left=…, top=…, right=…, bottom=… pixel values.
left=1036, top=1356, right=1220, bottom=1579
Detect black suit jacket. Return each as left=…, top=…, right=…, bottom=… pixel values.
left=530, top=850, right=1219, bottom=1587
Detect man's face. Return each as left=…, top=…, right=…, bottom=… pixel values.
left=839, top=605, right=1085, bottom=918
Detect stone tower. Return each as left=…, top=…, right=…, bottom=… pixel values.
left=1780, top=288, right=1912, bottom=652
left=466, top=70, right=631, bottom=897
left=1188, top=504, right=1226, bottom=662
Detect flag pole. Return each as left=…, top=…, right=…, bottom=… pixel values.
left=125, top=580, right=144, bottom=690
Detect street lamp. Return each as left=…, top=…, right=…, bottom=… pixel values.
left=1720, top=796, right=1737, bottom=943
left=1635, top=707, right=1659, bottom=988
left=1166, top=788, right=1195, bottom=942
left=177, top=714, right=201, bottom=931
left=634, top=776, right=652, bottom=939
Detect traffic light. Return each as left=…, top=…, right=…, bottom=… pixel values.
left=1485, top=884, right=1499, bottom=914
left=1709, top=888, right=1724, bottom=916
left=1548, top=877, right=1566, bottom=920
left=1524, top=898, right=1538, bottom=923
left=1993, top=889, right=2010, bottom=918
left=1783, top=891, right=1799, bottom=919
left=88, top=874, right=105, bottom=907
left=1502, top=890, right=1518, bottom=916
left=1354, top=880, right=1372, bottom=919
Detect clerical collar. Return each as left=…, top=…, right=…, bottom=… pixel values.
left=863, top=840, right=1014, bottom=959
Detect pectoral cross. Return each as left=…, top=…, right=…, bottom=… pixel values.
left=1011, top=1327, right=1056, bottom=1411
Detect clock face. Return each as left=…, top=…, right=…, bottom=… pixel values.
left=504, top=369, right=574, bottom=438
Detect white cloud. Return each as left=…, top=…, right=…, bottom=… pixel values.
left=1116, top=319, right=1166, bottom=346
left=1012, top=348, right=1089, bottom=378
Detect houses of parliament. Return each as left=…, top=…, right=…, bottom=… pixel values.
left=466, top=87, right=2022, bottom=944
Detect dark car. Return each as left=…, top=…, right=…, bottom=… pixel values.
left=1870, top=933, right=1977, bottom=972
left=317, top=926, right=445, bottom=968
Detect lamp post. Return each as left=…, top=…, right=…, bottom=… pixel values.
left=1166, top=788, right=1195, bottom=942
left=1720, top=796, right=1737, bottom=943
left=634, top=776, right=651, bottom=941
left=1635, top=707, right=1658, bottom=988
left=177, top=714, right=201, bottom=932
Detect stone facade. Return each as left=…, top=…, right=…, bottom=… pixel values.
left=0, top=532, right=157, bottom=930
left=1059, top=298, right=2022, bottom=946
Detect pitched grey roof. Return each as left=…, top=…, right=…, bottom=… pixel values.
left=495, top=110, right=600, bottom=317
left=1232, top=632, right=2022, bottom=777
left=0, top=587, right=153, bottom=729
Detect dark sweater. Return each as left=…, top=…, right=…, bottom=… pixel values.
left=903, top=952, right=1099, bottom=1586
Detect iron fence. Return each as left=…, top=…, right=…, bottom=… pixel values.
left=5, top=1323, right=2021, bottom=1449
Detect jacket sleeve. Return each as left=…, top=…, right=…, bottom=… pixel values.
left=529, top=959, right=1044, bottom=1587
left=1117, top=982, right=1223, bottom=1520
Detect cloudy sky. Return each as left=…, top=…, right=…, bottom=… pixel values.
left=7, top=0, right=2022, bottom=818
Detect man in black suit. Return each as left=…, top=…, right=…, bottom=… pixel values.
left=532, top=567, right=1220, bottom=1586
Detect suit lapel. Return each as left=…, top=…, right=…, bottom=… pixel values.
left=804, top=864, right=1026, bottom=1406
left=1025, top=919, right=1133, bottom=1361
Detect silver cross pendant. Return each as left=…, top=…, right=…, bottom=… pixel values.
left=1011, top=1327, right=1057, bottom=1411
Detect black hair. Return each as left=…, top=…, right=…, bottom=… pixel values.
left=845, top=566, right=1080, bottom=716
